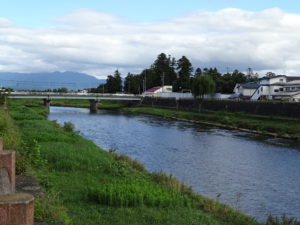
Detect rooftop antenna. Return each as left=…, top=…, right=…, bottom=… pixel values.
left=247, top=68, right=254, bottom=78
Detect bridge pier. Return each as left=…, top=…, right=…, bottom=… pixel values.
left=43, top=98, right=51, bottom=108
left=89, top=99, right=99, bottom=113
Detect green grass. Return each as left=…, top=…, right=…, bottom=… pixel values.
left=51, top=98, right=127, bottom=109
left=5, top=98, right=263, bottom=225
left=8, top=98, right=128, bottom=110
left=123, top=107, right=300, bottom=139
left=87, top=180, right=192, bottom=208
left=0, top=102, right=70, bottom=224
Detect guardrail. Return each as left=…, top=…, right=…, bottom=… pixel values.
left=8, top=92, right=142, bottom=101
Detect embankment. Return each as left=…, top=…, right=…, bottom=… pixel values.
left=137, top=97, right=300, bottom=140
left=5, top=99, right=261, bottom=225
left=141, top=97, right=300, bottom=118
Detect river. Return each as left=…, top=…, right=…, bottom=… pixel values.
left=49, top=106, right=300, bottom=221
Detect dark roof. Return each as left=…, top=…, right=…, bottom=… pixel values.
left=287, top=76, right=300, bottom=81
left=145, top=87, right=161, bottom=93
left=241, top=82, right=260, bottom=89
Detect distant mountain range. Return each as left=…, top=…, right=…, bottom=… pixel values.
left=0, top=71, right=105, bottom=90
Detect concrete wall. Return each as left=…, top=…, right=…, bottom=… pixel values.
left=141, top=97, right=300, bottom=117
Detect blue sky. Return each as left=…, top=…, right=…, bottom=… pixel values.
left=1, top=0, right=300, bottom=27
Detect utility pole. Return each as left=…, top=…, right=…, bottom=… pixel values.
left=144, top=70, right=147, bottom=92
left=161, top=72, right=165, bottom=92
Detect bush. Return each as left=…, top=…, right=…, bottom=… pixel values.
left=151, top=172, right=192, bottom=195
left=21, top=139, right=47, bottom=168
left=63, top=122, right=75, bottom=133
left=109, top=149, right=145, bottom=172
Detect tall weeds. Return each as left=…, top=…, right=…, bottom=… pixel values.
left=87, top=180, right=191, bottom=208
left=266, top=215, right=300, bottom=225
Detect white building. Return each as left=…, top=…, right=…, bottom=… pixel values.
left=234, top=75, right=300, bottom=101
left=142, top=86, right=173, bottom=97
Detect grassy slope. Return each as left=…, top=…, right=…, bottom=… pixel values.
left=6, top=99, right=260, bottom=225
left=50, top=99, right=126, bottom=109
left=123, top=107, right=300, bottom=139
left=0, top=105, right=21, bottom=150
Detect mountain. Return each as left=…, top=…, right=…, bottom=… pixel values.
left=0, top=71, right=105, bottom=91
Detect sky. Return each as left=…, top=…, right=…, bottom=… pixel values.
left=1, top=0, right=300, bottom=78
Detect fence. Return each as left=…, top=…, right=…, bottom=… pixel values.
left=141, top=97, right=300, bottom=117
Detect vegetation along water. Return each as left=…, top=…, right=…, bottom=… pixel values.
left=1, top=98, right=300, bottom=224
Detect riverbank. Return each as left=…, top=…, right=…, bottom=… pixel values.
left=4, top=99, right=262, bottom=225
left=51, top=99, right=128, bottom=109
left=123, top=106, right=300, bottom=141
left=27, top=97, right=300, bottom=140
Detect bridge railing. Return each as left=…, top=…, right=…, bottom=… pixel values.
left=10, top=92, right=141, bottom=98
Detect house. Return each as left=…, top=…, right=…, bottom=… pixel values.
left=233, top=82, right=260, bottom=99
left=142, top=86, right=172, bottom=97
left=234, top=75, right=300, bottom=101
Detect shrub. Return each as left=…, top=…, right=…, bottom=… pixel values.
left=63, top=122, right=75, bottom=133
left=21, top=139, right=47, bottom=168
left=109, top=149, right=145, bottom=172
left=151, top=171, right=192, bottom=196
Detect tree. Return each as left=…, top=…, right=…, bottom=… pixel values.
left=194, top=68, right=202, bottom=76
left=106, top=70, right=123, bottom=93
left=57, top=87, right=68, bottom=93
left=140, top=69, right=156, bottom=91
left=97, top=84, right=107, bottom=93
left=124, top=73, right=143, bottom=94
left=177, top=56, right=193, bottom=91
left=191, top=75, right=216, bottom=98
left=150, top=53, right=177, bottom=87
left=203, top=67, right=222, bottom=93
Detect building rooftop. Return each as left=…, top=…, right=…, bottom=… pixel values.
left=242, top=82, right=260, bottom=89
left=144, top=87, right=161, bottom=93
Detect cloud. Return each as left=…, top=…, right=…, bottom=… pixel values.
left=0, top=7, right=300, bottom=78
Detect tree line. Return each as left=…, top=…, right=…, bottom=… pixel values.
left=91, top=53, right=258, bottom=96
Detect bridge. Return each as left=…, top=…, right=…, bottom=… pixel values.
left=8, top=92, right=142, bottom=113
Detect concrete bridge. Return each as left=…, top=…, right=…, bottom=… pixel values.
left=8, top=92, right=142, bottom=113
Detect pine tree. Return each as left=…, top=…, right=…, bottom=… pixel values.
left=177, top=56, right=193, bottom=91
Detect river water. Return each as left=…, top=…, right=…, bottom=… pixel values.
left=49, top=106, right=300, bottom=221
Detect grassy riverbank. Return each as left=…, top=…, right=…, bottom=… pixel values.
left=123, top=107, right=300, bottom=140
left=51, top=99, right=127, bottom=109
left=3, top=99, right=262, bottom=225
left=20, top=97, right=300, bottom=139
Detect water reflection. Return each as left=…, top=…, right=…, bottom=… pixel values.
left=49, top=107, right=300, bottom=221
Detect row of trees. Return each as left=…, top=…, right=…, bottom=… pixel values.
left=91, top=53, right=258, bottom=96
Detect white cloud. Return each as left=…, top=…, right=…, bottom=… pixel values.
left=0, top=8, right=300, bottom=78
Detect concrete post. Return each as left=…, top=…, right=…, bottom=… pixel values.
left=0, top=137, right=34, bottom=225
left=43, top=98, right=51, bottom=108
left=89, top=99, right=99, bottom=113
left=0, top=151, right=15, bottom=194
left=0, top=193, right=34, bottom=225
